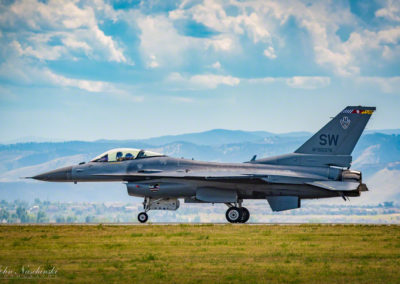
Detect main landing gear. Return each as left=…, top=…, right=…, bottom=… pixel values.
left=225, top=201, right=250, bottom=223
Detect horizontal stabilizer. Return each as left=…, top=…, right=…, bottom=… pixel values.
left=307, top=181, right=359, bottom=191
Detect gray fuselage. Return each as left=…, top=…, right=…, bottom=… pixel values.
left=35, top=156, right=352, bottom=200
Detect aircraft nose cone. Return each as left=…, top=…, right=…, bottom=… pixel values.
left=32, top=166, right=73, bottom=182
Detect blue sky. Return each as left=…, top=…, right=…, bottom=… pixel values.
left=0, top=0, right=399, bottom=142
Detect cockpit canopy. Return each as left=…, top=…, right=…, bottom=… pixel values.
left=90, top=148, right=164, bottom=163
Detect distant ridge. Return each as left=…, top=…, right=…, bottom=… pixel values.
left=364, top=129, right=400, bottom=135
left=1, top=128, right=398, bottom=146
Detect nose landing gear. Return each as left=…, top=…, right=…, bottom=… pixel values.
left=137, top=197, right=180, bottom=223
left=138, top=212, right=148, bottom=223
left=138, top=197, right=150, bottom=223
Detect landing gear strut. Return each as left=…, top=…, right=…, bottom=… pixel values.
left=225, top=201, right=250, bottom=223
left=138, top=197, right=150, bottom=223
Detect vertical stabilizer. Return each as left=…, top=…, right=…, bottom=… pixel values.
left=295, top=106, right=376, bottom=155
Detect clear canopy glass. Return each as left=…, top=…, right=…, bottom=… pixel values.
left=90, top=148, right=164, bottom=162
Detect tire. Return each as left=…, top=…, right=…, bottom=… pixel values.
left=240, top=207, right=250, bottom=223
left=138, top=212, right=148, bottom=223
left=225, top=207, right=242, bottom=223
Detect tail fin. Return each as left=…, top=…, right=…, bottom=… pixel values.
left=295, top=106, right=376, bottom=155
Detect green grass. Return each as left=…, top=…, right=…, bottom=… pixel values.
left=0, top=224, right=399, bottom=283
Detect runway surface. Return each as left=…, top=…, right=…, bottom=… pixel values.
left=1, top=222, right=397, bottom=226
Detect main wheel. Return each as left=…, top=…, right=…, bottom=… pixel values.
left=225, top=207, right=242, bottom=223
left=138, top=212, right=148, bottom=223
left=240, top=207, right=250, bottom=223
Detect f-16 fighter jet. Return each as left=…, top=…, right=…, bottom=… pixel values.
left=31, top=106, right=375, bottom=223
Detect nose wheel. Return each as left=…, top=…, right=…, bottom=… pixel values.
left=138, top=212, right=148, bottom=223
left=225, top=206, right=250, bottom=223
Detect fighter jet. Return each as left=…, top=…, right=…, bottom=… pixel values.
left=31, top=106, right=375, bottom=223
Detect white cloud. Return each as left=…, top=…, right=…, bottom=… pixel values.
left=61, top=35, right=91, bottom=52
left=0, top=56, right=112, bottom=93
left=286, top=76, right=331, bottom=89
left=205, top=36, right=234, bottom=51
left=133, top=1, right=400, bottom=75
left=211, top=61, right=221, bottom=69
left=147, top=55, right=159, bottom=69
left=45, top=70, right=110, bottom=93
left=12, top=39, right=64, bottom=61
left=170, top=0, right=275, bottom=53
left=136, top=14, right=194, bottom=68
left=263, top=46, right=276, bottom=59
left=0, top=0, right=126, bottom=63
left=167, top=72, right=240, bottom=89
left=375, top=0, right=400, bottom=22
left=135, top=12, right=239, bottom=68
left=355, top=76, right=400, bottom=94
left=172, top=0, right=400, bottom=76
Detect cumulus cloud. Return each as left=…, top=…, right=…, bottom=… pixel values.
left=136, top=14, right=194, bottom=68
left=375, top=0, right=400, bottom=22
left=1, top=0, right=399, bottom=95
left=0, top=0, right=127, bottom=63
left=205, top=36, right=234, bottom=51
left=134, top=12, right=239, bottom=68
left=165, top=0, right=399, bottom=76
left=169, top=0, right=275, bottom=54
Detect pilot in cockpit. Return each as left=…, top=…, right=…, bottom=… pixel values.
left=116, top=151, right=123, bottom=161
left=125, top=153, right=134, bottom=160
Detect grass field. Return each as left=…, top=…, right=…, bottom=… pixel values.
left=0, top=224, right=399, bottom=283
